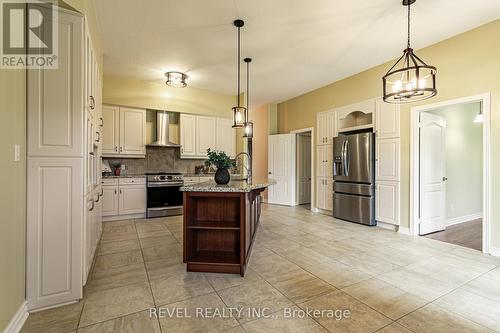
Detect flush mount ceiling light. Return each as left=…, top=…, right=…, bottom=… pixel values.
left=383, top=0, right=437, bottom=103
left=165, top=71, right=188, bottom=88
left=232, top=19, right=247, bottom=128
left=243, top=57, right=253, bottom=138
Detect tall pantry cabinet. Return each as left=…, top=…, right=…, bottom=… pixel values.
left=27, top=7, right=102, bottom=311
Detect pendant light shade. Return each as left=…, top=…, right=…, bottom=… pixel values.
left=165, top=71, right=188, bottom=88
left=243, top=58, right=253, bottom=138
left=233, top=106, right=246, bottom=127
left=383, top=0, right=437, bottom=103
left=232, top=19, right=247, bottom=128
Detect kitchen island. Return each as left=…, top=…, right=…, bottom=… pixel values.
left=180, top=179, right=274, bottom=276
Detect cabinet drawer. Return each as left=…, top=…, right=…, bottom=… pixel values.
left=102, top=178, right=118, bottom=186
left=118, top=177, right=146, bottom=185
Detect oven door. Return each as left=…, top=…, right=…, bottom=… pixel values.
left=147, top=183, right=183, bottom=218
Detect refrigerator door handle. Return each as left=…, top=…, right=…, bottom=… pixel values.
left=342, top=140, right=350, bottom=177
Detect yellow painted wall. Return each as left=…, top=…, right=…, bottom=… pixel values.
left=278, top=19, right=500, bottom=249
left=0, top=69, right=26, bottom=331
left=103, top=76, right=234, bottom=118
left=250, top=104, right=270, bottom=198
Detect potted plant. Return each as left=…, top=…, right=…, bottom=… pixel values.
left=205, top=149, right=236, bottom=185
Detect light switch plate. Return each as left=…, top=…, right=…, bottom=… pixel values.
left=14, top=144, right=20, bottom=162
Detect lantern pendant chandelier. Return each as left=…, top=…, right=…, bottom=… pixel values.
left=232, top=19, right=247, bottom=128
left=383, top=0, right=437, bottom=103
left=243, top=58, right=254, bottom=138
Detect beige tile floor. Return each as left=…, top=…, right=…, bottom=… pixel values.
left=21, top=204, right=500, bottom=333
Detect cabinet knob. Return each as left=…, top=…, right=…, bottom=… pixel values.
left=114, top=189, right=117, bottom=195
left=115, top=146, right=118, bottom=152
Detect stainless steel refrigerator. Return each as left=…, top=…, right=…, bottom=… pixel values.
left=333, top=132, right=376, bottom=226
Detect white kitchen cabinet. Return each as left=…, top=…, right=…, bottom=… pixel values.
left=216, top=118, right=236, bottom=157
left=375, top=99, right=400, bottom=138
left=376, top=181, right=400, bottom=225
left=180, top=114, right=197, bottom=157
left=120, top=107, right=146, bottom=155
left=27, top=9, right=104, bottom=311
left=316, top=178, right=325, bottom=210
left=316, top=112, right=328, bottom=145
left=327, top=112, right=337, bottom=144
left=316, top=177, right=333, bottom=211
left=196, top=116, right=217, bottom=157
left=325, top=178, right=333, bottom=211
left=102, top=185, right=119, bottom=216
left=316, top=111, right=336, bottom=145
left=316, top=145, right=332, bottom=178
left=180, top=114, right=234, bottom=159
left=27, top=157, right=84, bottom=310
left=102, top=178, right=146, bottom=220
left=102, top=105, right=120, bottom=155
left=101, top=105, right=146, bottom=157
left=376, top=138, right=400, bottom=181
left=118, top=185, right=147, bottom=215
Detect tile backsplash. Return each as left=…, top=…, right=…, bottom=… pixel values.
left=104, top=147, right=203, bottom=175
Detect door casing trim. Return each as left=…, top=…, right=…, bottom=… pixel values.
left=409, top=93, right=491, bottom=255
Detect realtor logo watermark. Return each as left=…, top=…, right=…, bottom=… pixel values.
left=1, top=0, right=58, bottom=68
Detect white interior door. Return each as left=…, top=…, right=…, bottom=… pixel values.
left=297, top=134, right=312, bottom=204
left=419, top=112, right=447, bottom=235
left=268, top=134, right=295, bottom=205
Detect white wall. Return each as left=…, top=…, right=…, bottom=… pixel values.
left=429, top=102, right=483, bottom=223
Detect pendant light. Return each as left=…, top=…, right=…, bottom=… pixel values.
left=243, top=57, right=254, bottom=138
left=165, top=71, right=188, bottom=88
left=232, top=19, right=246, bottom=128
left=383, top=0, right=437, bottom=103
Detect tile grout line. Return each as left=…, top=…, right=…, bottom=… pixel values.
left=134, top=218, right=166, bottom=333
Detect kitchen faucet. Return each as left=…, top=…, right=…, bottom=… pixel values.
left=235, top=152, right=252, bottom=183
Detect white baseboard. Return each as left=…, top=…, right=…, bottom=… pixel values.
left=397, top=226, right=411, bottom=235
left=446, top=213, right=482, bottom=227
left=3, top=301, right=28, bottom=333
left=490, top=247, right=500, bottom=257
left=103, top=213, right=145, bottom=222
left=376, top=221, right=398, bottom=232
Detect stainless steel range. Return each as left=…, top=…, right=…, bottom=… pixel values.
left=146, top=172, right=184, bottom=218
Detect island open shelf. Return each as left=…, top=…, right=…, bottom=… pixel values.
left=182, top=182, right=269, bottom=276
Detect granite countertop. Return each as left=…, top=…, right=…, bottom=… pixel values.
left=184, top=173, right=242, bottom=178
left=180, top=178, right=275, bottom=193
left=102, top=174, right=146, bottom=179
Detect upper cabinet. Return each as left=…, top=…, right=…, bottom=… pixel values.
left=102, top=105, right=119, bottom=155
left=196, top=116, right=217, bottom=158
left=120, top=107, right=146, bottom=156
left=180, top=114, right=235, bottom=159
left=102, top=105, right=146, bottom=158
left=316, top=111, right=336, bottom=145
left=216, top=118, right=236, bottom=158
left=375, top=98, right=400, bottom=139
left=180, top=114, right=197, bottom=157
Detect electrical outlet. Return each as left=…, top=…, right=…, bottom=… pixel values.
left=14, top=144, right=20, bottom=162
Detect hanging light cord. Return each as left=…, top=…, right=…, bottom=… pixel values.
left=407, top=1, right=411, bottom=49
left=237, top=26, right=241, bottom=107
left=246, top=60, right=249, bottom=119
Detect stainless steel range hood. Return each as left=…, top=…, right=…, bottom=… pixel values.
left=146, top=111, right=182, bottom=148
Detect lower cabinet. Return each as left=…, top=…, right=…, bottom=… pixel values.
left=316, top=177, right=333, bottom=211
left=375, top=181, right=400, bottom=225
left=84, top=186, right=103, bottom=285
left=102, top=178, right=146, bottom=220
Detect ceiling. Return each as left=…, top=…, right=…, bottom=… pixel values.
left=93, top=0, right=500, bottom=105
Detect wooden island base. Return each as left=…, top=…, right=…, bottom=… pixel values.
left=182, top=188, right=264, bottom=276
